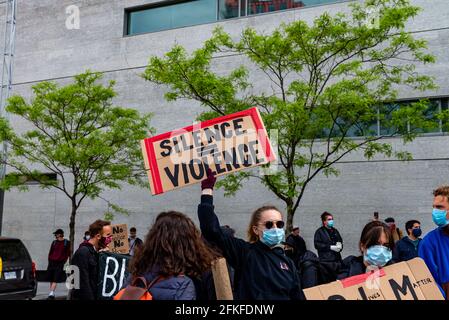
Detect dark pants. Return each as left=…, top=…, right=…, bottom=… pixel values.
left=47, top=260, right=66, bottom=283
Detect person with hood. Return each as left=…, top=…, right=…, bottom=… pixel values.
left=121, top=211, right=219, bottom=300
left=419, top=185, right=449, bottom=299
left=338, top=221, right=395, bottom=280
left=392, top=220, right=422, bottom=262
left=71, top=219, right=112, bottom=300
left=198, top=169, right=301, bottom=300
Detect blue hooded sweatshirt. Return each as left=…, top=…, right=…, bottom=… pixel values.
left=418, top=227, right=449, bottom=299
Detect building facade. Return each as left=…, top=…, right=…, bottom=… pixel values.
left=0, top=0, right=448, bottom=269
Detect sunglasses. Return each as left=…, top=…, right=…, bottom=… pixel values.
left=260, top=220, right=285, bottom=229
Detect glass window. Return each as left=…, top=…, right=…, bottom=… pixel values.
left=380, top=100, right=442, bottom=136
left=347, top=117, right=379, bottom=137
left=0, top=240, right=30, bottom=263
left=379, top=103, right=400, bottom=136
left=410, top=99, right=441, bottom=134
left=248, top=0, right=305, bottom=15
left=219, top=0, right=241, bottom=19
left=127, top=0, right=217, bottom=35
left=127, top=0, right=346, bottom=33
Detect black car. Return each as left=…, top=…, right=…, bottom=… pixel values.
left=0, top=237, right=37, bottom=300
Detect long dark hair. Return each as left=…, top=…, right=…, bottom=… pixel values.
left=129, top=211, right=219, bottom=278
left=359, top=221, right=394, bottom=253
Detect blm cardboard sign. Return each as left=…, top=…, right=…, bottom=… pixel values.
left=141, top=107, right=276, bottom=195
left=304, top=258, right=444, bottom=300
left=109, top=224, right=130, bottom=254
left=97, top=251, right=131, bottom=300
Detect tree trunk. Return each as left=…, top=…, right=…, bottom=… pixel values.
left=286, top=200, right=294, bottom=234
left=68, top=201, right=77, bottom=264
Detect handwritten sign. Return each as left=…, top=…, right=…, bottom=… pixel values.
left=141, top=107, right=276, bottom=195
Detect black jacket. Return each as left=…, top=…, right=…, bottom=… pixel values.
left=337, top=256, right=366, bottom=280
left=314, top=226, right=343, bottom=263
left=198, top=195, right=301, bottom=300
left=71, top=242, right=99, bottom=300
left=337, top=255, right=394, bottom=280
left=285, top=234, right=307, bottom=264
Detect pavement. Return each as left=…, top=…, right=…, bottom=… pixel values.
left=33, top=282, right=69, bottom=300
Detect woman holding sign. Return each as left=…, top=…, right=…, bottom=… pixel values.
left=337, top=221, right=395, bottom=280
left=198, top=170, right=302, bottom=300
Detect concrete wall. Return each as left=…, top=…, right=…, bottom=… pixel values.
left=1, top=0, right=449, bottom=269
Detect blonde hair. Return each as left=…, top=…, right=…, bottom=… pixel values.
left=433, top=185, right=449, bottom=203
left=247, top=205, right=281, bottom=243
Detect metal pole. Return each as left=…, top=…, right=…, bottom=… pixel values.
left=0, top=0, right=17, bottom=235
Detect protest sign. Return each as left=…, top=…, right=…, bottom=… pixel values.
left=97, top=251, right=131, bottom=299
left=211, top=258, right=233, bottom=300
left=303, top=258, right=444, bottom=300
left=110, top=224, right=129, bottom=254
left=141, top=107, right=276, bottom=195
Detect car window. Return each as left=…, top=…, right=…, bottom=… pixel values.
left=0, top=240, right=30, bottom=263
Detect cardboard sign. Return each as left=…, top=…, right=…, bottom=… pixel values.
left=97, top=251, right=131, bottom=300
left=211, top=258, right=233, bottom=300
left=141, top=107, right=276, bottom=195
left=110, top=224, right=130, bottom=254
left=304, top=258, right=444, bottom=300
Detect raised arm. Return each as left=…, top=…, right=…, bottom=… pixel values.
left=198, top=170, right=249, bottom=269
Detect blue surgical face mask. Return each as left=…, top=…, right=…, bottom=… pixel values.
left=327, top=220, right=334, bottom=228
left=364, top=245, right=392, bottom=267
left=261, top=228, right=285, bottom=247
left=432, top=208, right=449, bottom=227
left=412, top=228, right=422, bottom=238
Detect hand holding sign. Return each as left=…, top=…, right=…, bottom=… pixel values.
left=201, top=169, right=216, bottom=190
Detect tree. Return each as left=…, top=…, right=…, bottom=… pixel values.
left=0, top=71, right=153, bottom=258
left=143, top=0, right=437, bottom=232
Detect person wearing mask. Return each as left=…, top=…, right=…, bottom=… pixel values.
left=285, top=226, right=307, bottom=266
left=338, top=221, right=395, bottom=279
left=314, top=212, right=343, bottom=282
left=198, top=169, right=301, bottom=300
left=46, top=229, right=71, bottom=300
left=120, top=211, right=218, bottom=300
left=78, top=231, right=90, bottom=248
left=128, top=227, right=143, bottom=256
left=71, top=219, right=112, bottom=300
left=419, top=186, right=449, bottom=300
left=384, top=217, right=404, bottom=243
left=392, top=220, right=422, bottom=262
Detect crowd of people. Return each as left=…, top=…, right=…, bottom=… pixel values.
left=47, top=170, right=449, bottom=300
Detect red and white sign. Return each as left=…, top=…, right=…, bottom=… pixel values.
left=141, top=107, right=276, bottom=195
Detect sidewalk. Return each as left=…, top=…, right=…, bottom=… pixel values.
left=33, top=282, right=69, bottom=300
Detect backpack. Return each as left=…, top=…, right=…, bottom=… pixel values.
left=52, top=239, right=69, bottom=248
left=114, top=276, right=163, bottom=300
